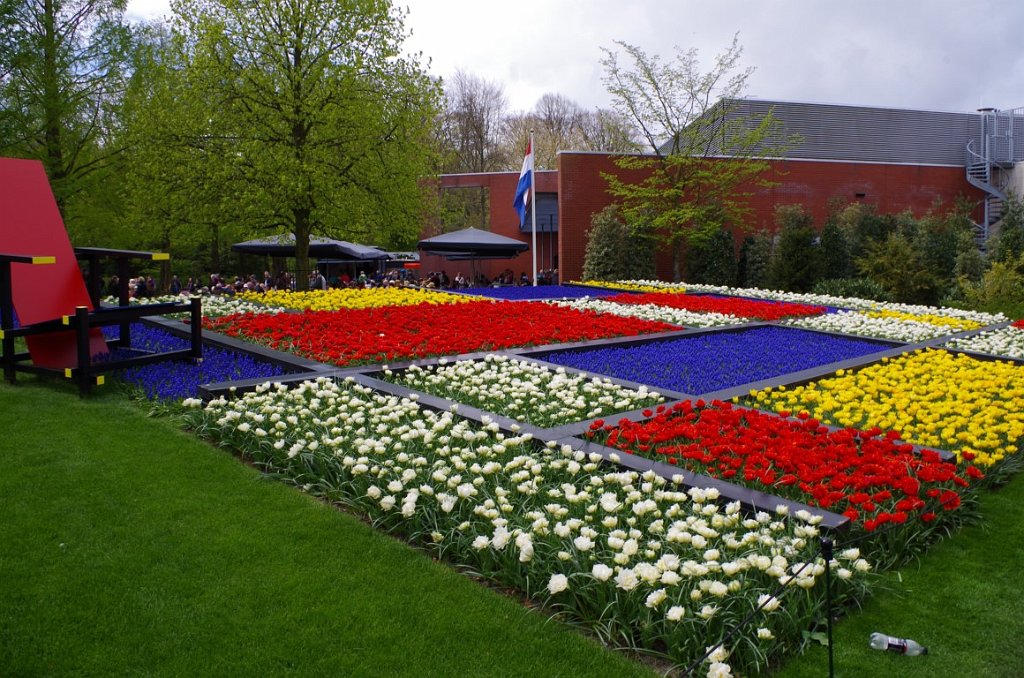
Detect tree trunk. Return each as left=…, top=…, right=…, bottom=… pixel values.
left=210, top=223, right=221, bottom=273
left=294, top=208, right=311, bottom=291
left=41, top=0, right=66, bottom=213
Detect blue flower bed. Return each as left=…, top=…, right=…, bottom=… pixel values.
left=539, top=326, right=888, bottom=395
left=108, top=323, right=290, bottom=401
left=455, top=285, right=626, bottom=301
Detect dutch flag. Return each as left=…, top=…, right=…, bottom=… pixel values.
left=513, top=139, right=533, bottom=225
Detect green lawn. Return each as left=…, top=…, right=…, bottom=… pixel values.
left=775, top=471, right=1024, bottom=678
left=0, top=380, right=654, bottom=677
left=4, top=378, right=1024, bottom=677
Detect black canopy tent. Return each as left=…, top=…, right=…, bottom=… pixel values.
left=231, top=234, right=393, bottom=285
left=231, top=234, right=391, bottom=260
left=418, top=227, right=529, bottom=284
left=417, top=227, right=528, bottom=259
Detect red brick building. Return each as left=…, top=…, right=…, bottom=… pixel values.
left=422, top=101, right=1022, bottom=283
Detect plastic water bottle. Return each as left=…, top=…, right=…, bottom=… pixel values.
left=870, top=632, right=928, bottom=655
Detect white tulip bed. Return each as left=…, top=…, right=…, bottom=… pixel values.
left=944, top=325, right=1024, bottom=360
left=182, top=377, right=873, bottom=676
left=380, top=354, right=664, bottom=428
left=108, top=294, right=285, bottom=318
left=781, top=310, right=957, bottom=342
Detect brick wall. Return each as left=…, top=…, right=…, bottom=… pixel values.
left=557, top=153, right=984, bottom=282
left=428, top=156, right=983, bottom=284
left=420, top=171, right=558, bottom=283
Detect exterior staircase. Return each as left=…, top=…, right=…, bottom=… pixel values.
left=966, top=108, right=1023, bottom=250
left=965, top=146, right=1006, bottom=248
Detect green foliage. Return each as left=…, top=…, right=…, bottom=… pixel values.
left=811, top=277, right=892, bottom=302
left=768, top=205, right=819, bottom=292
left=991, top=193, right=1024, bottom=263
left=0, top=0, right=132, bottom=237
left=816, top=218, right=853, bottom=280
left=599, top=36, right=790, bottom=281
left=581, top=205, right=655, bottom=281
left=911, top=203, right=975, bottom=296
left=834, top=202, right=894, bottom=261
left=120, top=0, right=441, bottom=288
left=856, top=231, right=941, bottom=304
left=958, top=257, right=1024, bottom=307
left=954, top=247, right=987, bottom=283
left=686, top=227, right=737, bottom=285
left=737, top=233, right=772, bottom=288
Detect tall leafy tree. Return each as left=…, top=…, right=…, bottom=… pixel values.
left=146, top=0, right=440, bottom=287
left=0, top=0, right=132, bottom=229
left=118, top=22, right=239, bottom=275
left=599, top=35, right=789, bottom=281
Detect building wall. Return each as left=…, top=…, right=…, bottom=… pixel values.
left=428, top=155, right=984, bottom=284
left=556, top=152, right=984, bottom=282
left=420, top=171, right=558, bottom=282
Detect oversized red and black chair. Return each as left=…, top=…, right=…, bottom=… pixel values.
left=0, top=157, right=201, bottom=395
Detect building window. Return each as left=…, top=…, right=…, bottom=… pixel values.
left=520, top=193, right=559, bottom=232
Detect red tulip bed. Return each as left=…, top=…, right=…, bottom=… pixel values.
left=189, top=288, right=1018, bottom=675
left=605, top=291, right=827, bottom=321
left=587, top=400, right=982, bottom=568
left=204, top=299, right=676, bottom=367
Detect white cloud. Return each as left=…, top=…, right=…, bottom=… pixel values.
left=126, top=0, right=1024, bottom=114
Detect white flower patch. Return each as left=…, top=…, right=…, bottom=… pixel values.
left=945, top=325, right=1024, bottom=359
left=108, top=294, right=285, bottom=318
left=782, top=310, right=952, bottom=342
left=551, top=298, right=745, bottom=328
left=383, top=354, right=663, bottom=428
left=181, top=376, right=872, bottom=674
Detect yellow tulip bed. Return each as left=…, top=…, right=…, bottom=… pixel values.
left=239, top=287, right=483, bottom=311
left=573, top=280, right=679, bottom=294
left=863, top=310, right=983, bottom=332
left=747, top=348, right=1024, bottom=470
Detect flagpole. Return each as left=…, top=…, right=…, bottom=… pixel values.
left=530, top=129, right=538, bottom=286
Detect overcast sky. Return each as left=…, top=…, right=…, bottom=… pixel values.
left=125, top=0, right=1024, bottom=115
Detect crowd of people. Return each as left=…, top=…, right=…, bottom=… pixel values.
left=106, top=266, right=560, bottom=298
left=419, top=268, right=558, bottom=289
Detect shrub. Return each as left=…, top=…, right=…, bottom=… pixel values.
left=817, top=219, right=854, bottom=280
left=582, top=205, right=656, bottom=281
left=768, top=204, right=819, bottom=291
left=835, top=202, right=894, bottom=261
left=960, top=257, right=1024, bottom=307
left=991, top=194, right=1024, bottom=263
left=812, top=277, right=892, bottom=302
left=737, top=233, right=772, bottom=288
left=685, top=227, right=737, bottom=285
left=856, top=231, right=941, bottom=304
